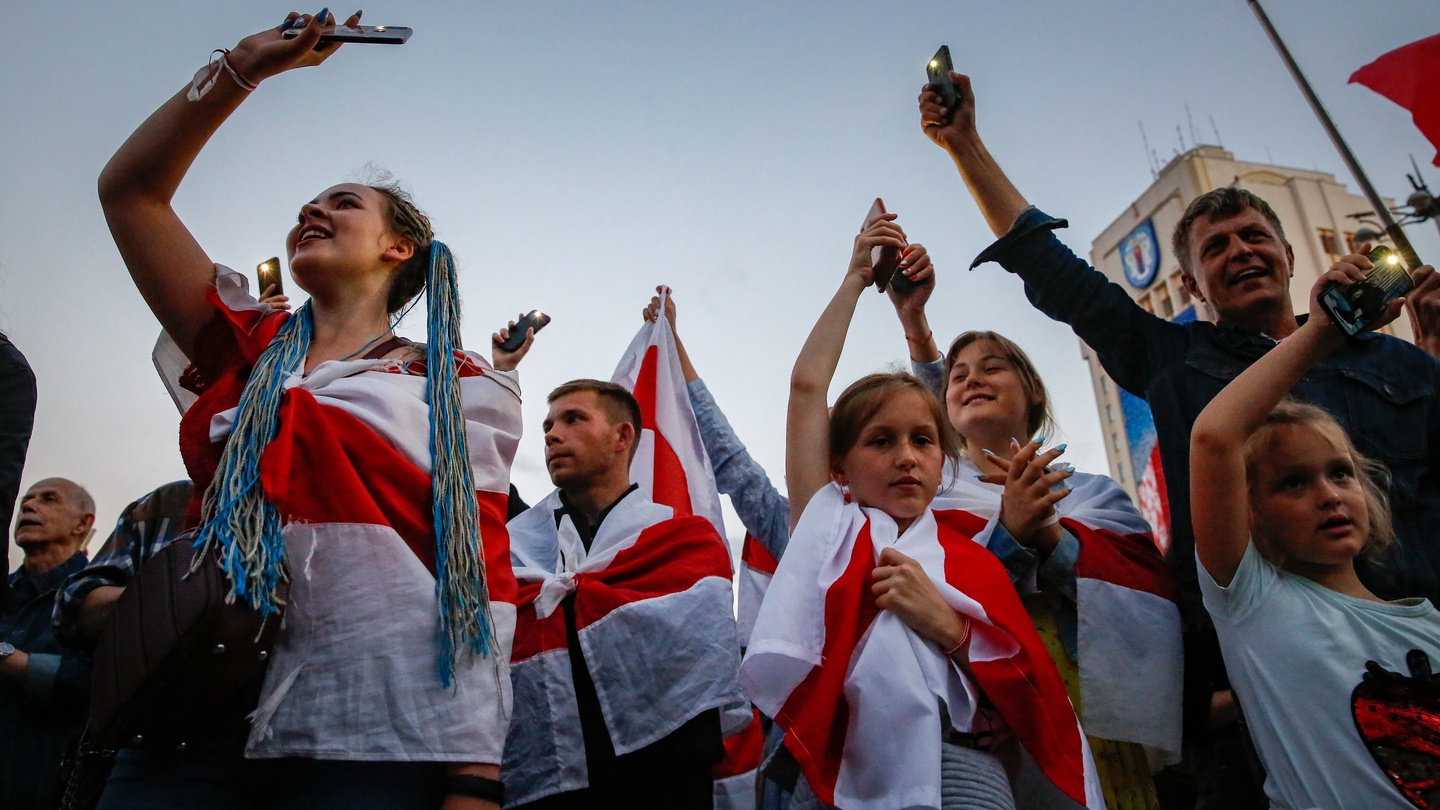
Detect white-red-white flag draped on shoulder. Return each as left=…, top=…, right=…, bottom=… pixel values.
left=931, top=462, right=1184, bottom=763
left=742, top=484, right=1104, bottom=810
left=504, top=489, right=747, bottom=805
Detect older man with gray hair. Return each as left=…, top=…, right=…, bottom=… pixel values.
left=1, top=477, right=96, bottom=810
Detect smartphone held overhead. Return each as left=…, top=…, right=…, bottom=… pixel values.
left=283, top=23, right=412, bottom=44
left=863, top=199, right=914, bottom=293
left=927, top=46, right=960, bottom=109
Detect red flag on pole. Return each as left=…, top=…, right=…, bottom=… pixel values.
left=1350, top=33, right=1440, bottom=167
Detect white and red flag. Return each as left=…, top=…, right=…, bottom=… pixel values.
left=610, top=287, right=726, bottom=536
left=167, top=268, right=520, bottom=763
left=736, top=532, right=779, bottom=644
left=609, top=290, right=760, bottom=806
left=505, top=489, right=747, bottom=805
left=931, top=461, right=1184, bottom=762
left=742, top=484, right=1103, bottom=810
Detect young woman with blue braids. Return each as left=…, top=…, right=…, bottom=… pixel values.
left=96, top=11, right=528, bottom=810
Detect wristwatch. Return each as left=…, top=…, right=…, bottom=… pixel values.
left=0, top=643, right=15, bottom=660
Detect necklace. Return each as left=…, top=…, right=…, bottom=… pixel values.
left=303, top=329, right=397, bottom=376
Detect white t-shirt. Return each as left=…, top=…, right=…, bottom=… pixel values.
left=1200, top=544, right=1440, bottom=810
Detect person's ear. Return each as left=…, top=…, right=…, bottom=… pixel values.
left=1284, top=241, right=1295, bottom=278
left=73, top=513, right=95, bottom=544
left=1181, top=271, right=1206, bottom=303
left=830, top=462, right=848, bottom=488
left=614, top=421, right=636, bottom=456
left=382, top=237, right=416, bottom=266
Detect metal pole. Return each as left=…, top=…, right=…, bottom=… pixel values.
left=1247, top=0, right=1423, bottom=268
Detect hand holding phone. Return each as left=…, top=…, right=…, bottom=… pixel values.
left=863, top=199, right=913, bottom=293
left=1318, top=245, right=1413, bottom=336
left=498, top=310, right=552, bottom=352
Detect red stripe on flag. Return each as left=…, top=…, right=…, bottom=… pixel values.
left=631, top=345, right=693, bottom=516
left=774, top=522, right=882, bottom=806
left=512, top=580, right=569, bottom=663
left=741, top=533, right=779, bottom=575
left=1069, top=519, right=1177, bottom=602
left=570, top=515, right=732, bottom=630
left=713, top=707, right=765, bottom=779
left=935, top=522, right=1090, bottom=804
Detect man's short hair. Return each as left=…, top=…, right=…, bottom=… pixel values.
left=1171, top=187, right=1287, bottom=275
left=32, top=477, right=95, bottom=518
left=547, top=380, right=644, bottom=454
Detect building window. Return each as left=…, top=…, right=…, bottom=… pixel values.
left=1159, top=294, right=1175, bottom=318
left=1106, top=403, right=1114, bottom=423
left=1319, top=228, right=1343, bottom=265
left=1140, top=295, right=1153, bottom=314
left=1116, top=462, right=1125, bottom=484
left=1112, top=432, right=1121, bottom=453
left=1100, top=376, right=1109, bottom=395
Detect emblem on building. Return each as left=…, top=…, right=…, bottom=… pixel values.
left=1120, top=218, right=1161, bottom=289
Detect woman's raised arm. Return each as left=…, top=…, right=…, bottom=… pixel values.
left=785, top=215, right=910, bottom=528
left=98, top=11, right=354, bottom=359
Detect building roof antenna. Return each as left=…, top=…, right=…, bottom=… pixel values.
left=1209, top=115, right=1224, bottom=148
left=1186, top=104, right=1201, bottom=147
left=1139, top=121, right=1158, bottom=178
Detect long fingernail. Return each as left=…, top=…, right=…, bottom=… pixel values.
left=1034, top=435, right=1046, bottom=444
left=1010, top=437, right=1019, bottom=446
left=1055, top=443, right=1067, bottom=453
left=1065, top=464, right=1076, bottom=473
left=973, top=474, right=986, bottom=479
left=981, top=448, right=995, bottom=457
left=318, top=7, right=330, bottom=23
left=354, top=9, right=363, bottom=19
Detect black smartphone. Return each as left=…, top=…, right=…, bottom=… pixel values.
left=499, top=310, right=551, bottom=352
left=283, top=25, right=412, bottom=44
left=1318, top=245, right=1413, bottom=336
left=927, top=46, right=959, bottom=109
left=256, top=257, right=283, bottom=297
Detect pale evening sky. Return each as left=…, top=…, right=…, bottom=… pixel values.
left=2, top=1, right=1437, bottom=569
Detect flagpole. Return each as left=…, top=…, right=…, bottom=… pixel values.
left=1247, top=0, right=1424, bottom=268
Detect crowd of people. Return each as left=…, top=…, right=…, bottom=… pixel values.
left=3, top=11, right=1439, bottom=810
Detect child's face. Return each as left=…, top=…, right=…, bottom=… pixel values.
left=1250, top=424, right=1371, bottom=570
left=834, top=389, right=945, bottom=533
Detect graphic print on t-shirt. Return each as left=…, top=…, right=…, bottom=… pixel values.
left=1352, top=649, right=1440, bottom=808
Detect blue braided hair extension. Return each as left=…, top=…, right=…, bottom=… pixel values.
left=193, top=302, right=314, bottom=615
left=425, top=241, right=495, bottom=686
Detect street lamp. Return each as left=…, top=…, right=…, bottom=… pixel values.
left=1350, top=159, right=1440, bottom=245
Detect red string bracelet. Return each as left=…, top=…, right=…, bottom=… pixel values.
left=942, top=618, right=972, bottom=656
left=905, top=330, right=933, bottom=345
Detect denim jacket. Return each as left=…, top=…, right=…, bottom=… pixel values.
left=973, top=207, right=1440, bottom=627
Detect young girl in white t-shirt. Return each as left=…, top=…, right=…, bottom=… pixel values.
left=1190, top=249, right=1440, bottom=810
